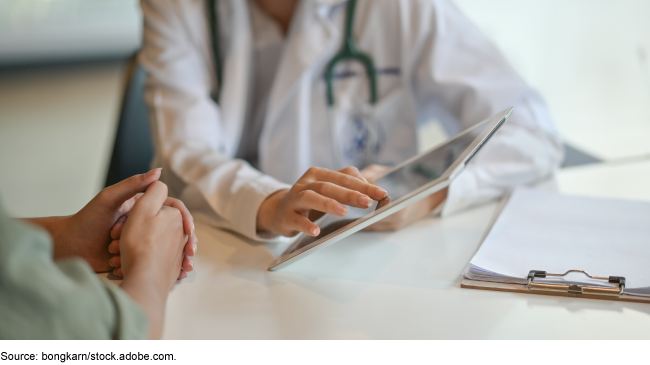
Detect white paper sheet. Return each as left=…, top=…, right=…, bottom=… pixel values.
left=468, top=189, right=650, bottom=294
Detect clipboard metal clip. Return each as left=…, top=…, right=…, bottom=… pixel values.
left=527, top=270, right=626, bottom=297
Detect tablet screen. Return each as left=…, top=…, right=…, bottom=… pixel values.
left=286, top=119, right=492, bottom=254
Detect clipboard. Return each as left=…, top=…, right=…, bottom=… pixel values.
left=460, top=189, right=650, bottom=304
left=461, top=269, right=650, bottom=304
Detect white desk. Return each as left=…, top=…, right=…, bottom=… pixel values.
left=162, top=161, right=650, bottom=339
left=556, top=160, right=650, bottom=202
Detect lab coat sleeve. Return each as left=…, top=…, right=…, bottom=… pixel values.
left=138, top=0, right=290, bottom=240
left=408, top=0, right=564, bottom=215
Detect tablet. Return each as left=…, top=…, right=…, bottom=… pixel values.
left=267, top=107, right=513, bottom=271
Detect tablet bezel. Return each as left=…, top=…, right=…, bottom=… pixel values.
left=267, top=107, right=513, bottom=271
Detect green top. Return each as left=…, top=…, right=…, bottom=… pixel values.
left=0, top=203, right=148, bottom=340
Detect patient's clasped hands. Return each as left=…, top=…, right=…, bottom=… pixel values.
left=36, top=168, right=196, bottom=280
left=104, top=170, right=197, bottom=279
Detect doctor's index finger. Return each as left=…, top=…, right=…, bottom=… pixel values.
left=309, top=167, right=387, bottom=201
left=131, top=181, right=169, bottom=217
left=301, top=182, right=373, bottom=210
left=338, top=166, right=367, bottom=182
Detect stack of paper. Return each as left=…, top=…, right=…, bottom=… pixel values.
left=464, top=189, right=650, bottom=297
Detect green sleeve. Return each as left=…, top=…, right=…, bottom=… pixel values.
left=0, top=206, right=148, bottom=340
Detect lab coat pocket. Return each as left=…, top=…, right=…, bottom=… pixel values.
left=330, top=86, right=417, bottom=169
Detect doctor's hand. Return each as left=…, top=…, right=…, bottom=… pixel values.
left=361, top=165, right=448, bottom=231
left=256, top=166, right=388, bottom=237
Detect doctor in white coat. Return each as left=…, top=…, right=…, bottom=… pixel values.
left=139, top=0, right=563, bottom=240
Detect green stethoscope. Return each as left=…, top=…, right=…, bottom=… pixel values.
left=208, top=0, right=379, bottom=168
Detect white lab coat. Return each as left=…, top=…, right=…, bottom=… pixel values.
left=139, top=0, right=563, bottom=240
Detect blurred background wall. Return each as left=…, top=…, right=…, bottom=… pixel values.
left=455, top=0, right=650, bottom=161
left=0, top=0, right=141, bottom=64
left=0, top=0, right=141, bottom=217
left=0, top=0, right=649, bottom=217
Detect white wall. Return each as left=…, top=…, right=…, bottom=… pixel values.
left=0, top=62, right=125, bottom=217
left=453, top=0, right=650, bottom=160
